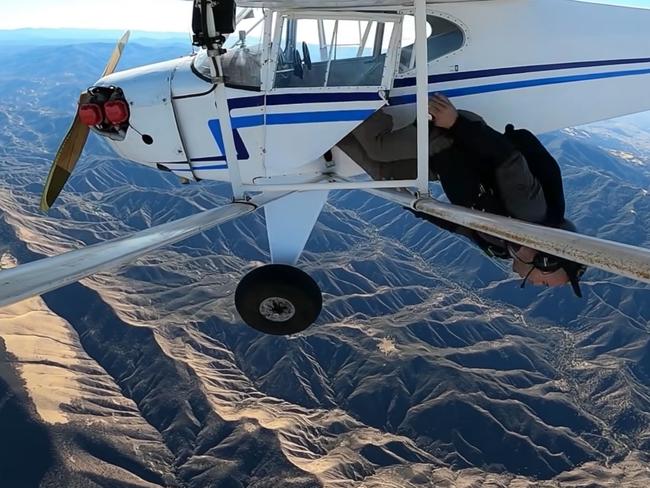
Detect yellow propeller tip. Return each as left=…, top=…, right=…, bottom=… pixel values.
left=39, top=201, right=51, bottom=212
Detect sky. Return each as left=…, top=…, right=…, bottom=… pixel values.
left=0, top=0, right=649, bottom=32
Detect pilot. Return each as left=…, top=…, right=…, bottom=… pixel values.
left=338, top=93, right=586, bottom=295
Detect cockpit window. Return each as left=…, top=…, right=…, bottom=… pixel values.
left=274, top=17, right=396, bottom=89
left=191, top=11, right=464, bottom=89
left=193, top=8, right=265, bottom=89
left=399, top=16, right=464, bottom=72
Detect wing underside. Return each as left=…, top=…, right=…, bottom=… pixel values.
left=2, top=190, right=650, bottom=309
left=0, top=199, right=272, bottom=309
left=370, top=190, right=650, bottom=285
left=237, top=0, right=491, bottom=7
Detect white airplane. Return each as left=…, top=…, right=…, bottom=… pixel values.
left=2, top=0, right=650, bottom=335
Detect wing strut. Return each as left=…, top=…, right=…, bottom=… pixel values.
left=367, top=188, right=650, bottom=284
left=414, top=0, right=430, bottom=195
left=0, top=193, right=286, bottom=309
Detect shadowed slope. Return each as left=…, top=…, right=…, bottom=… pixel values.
left=2, top=37, right=650, bottom=486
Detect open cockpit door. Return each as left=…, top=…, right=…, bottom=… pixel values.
left=260, top=11, right=403, bottom=175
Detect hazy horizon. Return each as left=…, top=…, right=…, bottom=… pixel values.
left=0, top=1, right=649, bottom=33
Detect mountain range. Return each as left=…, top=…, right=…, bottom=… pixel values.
left=1, top=32, right=649, bottom=487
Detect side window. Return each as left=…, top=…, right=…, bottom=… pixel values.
left=399, top=16, right=464, bottom=73
left=274, top=17, right=395, bottom=89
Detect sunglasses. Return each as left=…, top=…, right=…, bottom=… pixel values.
left=517, top=253, right=586, bottom=290
left=511, top=251, right=565, bottom=288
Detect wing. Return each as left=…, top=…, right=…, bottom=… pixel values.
left=369, top=188, right=650, bottom=285
left=238, top=0, right=492, bottom=7
left=0, top=194, right=282, bottom=309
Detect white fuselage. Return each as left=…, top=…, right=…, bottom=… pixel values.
left=97, top=0, right=650, bottom=185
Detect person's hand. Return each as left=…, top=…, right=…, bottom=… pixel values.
left=428, top=93, right=458, bottom=129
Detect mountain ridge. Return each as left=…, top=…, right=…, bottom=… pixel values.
left=1, top=38, right=650, bottom=487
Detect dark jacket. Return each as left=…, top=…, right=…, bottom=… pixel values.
left=422, top=115, right=566, bottom=259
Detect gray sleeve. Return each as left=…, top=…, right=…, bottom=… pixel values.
left=350, top=110, right=418, bottom=163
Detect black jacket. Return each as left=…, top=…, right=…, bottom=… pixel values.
left=420, top=116, right=567, bottom=258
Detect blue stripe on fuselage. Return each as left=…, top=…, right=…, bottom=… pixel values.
left=225, top=59, right=650, bottom=109
left=206, top=109, right=374, bottom=167
left=228, top=92, right=382, bottom=111
left=389, top=67, right=650, bottom=105
left=266, top=110, right=375, bottom=124
left=392, top=57, right=650, bottom=88
left=226, top=109, right=376, bottom=129
left=171, top=165, right=229, bottom=172
left=219, top=58, right=650, bottom=110
left=186, top=62, right=650, bottom=171
left=186, top=164, right=228, bottom=170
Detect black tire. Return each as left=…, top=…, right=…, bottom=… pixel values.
left=235, top=264, right=322, bottom=335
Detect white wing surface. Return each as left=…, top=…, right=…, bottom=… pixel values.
left=368, top=189, right=650, bottom=285
left=0, top=196, right=282, bottom=309
left=238, top=0, right=485, bottom=7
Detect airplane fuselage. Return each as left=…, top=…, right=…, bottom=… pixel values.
left=95, top=0, right=650, bottom=186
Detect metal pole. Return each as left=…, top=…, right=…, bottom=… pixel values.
left=240, top=179, right=423, bottom=192
left=286, top=18, right=297, bottom=54
left=318, top=19, right=328, bottom=60
left=414, top=0, right=430, bottom=195
left=366, top=188, right=650, bottom=284
left=213, top=79, right=245, bottom=199
left=260, top=10, right=275, bottom=91
left=324, top=20, right=339, bottom=87
left=170, top=66, right=198, bottom=182
left=357, top=21, right=373, bottom=57
left=202, top=3, right=245, bottom=199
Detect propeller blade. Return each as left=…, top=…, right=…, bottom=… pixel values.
left=102, top=30, right=130, bottom=77
left=40, top=32, right=130, bottom=211
left=40, top=95, right=91, bottom=211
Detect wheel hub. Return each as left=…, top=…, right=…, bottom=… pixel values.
left=259, top=297, right=296, bottom=322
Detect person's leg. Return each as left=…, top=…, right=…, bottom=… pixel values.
left=432, top=145, right=547, bottom=223
left=350, top=109, right=418, bottom=163
left=337, top=133, right=386, bottom=180
left=339, top=108, right=454, bottom=181
left=337, top=131, right=418, bottom=180
left=432, top=149, right=485, bottom=208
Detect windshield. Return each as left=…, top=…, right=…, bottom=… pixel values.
left=193, top=8, right=265, bottom=89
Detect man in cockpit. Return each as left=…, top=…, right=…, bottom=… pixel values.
left=337, top=93, right=586, bottom=295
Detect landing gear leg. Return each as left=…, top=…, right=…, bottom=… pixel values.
left=235, top=265, right=322, bottom=335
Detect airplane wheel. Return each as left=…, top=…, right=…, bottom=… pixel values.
left=235, top=264, right=322, bottom=335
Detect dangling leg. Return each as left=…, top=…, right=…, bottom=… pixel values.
left=431, top=150, right=485, bottom=208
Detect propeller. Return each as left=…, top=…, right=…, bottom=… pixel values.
left=40, top=31, right=130, bottom=212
